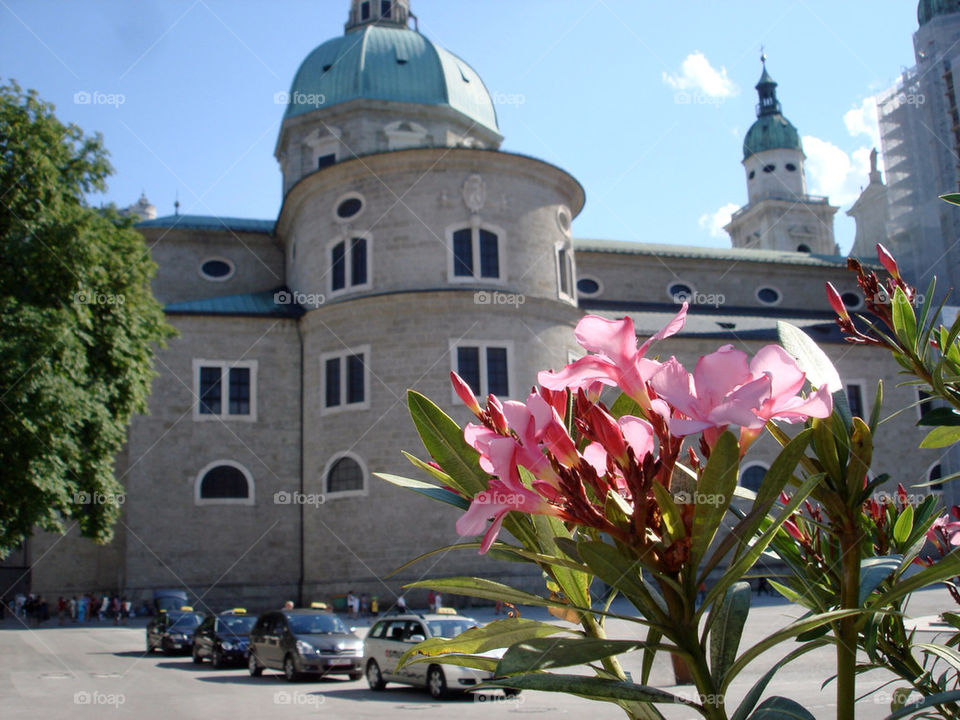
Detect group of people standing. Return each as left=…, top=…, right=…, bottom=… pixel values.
left=9, top=593, right=132, bottom=625
left=345, top=591, right=378, bottom=619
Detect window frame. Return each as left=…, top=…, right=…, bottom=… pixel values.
left=445, top=222, right=506, bottom=284
left=327, top=232, right=372, bottom=297
left=845, top=380, right=870, bottom=420
left=449, top=340, right=515, bottom=402
left=576, top=276, right=603, bottom=297
left=194, top=460, right=255, bottom=506
left=555, top=241, right=576, bottom=303
left=323, top=451, right=368, bottom=499
left=917, top=388, right=935, bottom=421
left=198, top=257, right=236, bottom=283
left=192, top=359, right=258, bottom=422
left=320, top=345, right=371, bottom=415
left=755, top=285, right=783, bottom=307
left=332, top=191, right=366, bottom=223
left=666, top=280, right=696, bottom=304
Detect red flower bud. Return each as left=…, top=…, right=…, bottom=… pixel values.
left=877, top=244, right=901, bottom=280
left=826, top=282, right=849, bottom=320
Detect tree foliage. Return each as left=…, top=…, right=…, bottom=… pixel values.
left=0, top=80, right=174, bottom=556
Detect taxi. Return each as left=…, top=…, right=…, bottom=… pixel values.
left=146, top=606, right=204, bottom=655
left=363, top=608, right=520, bottom=699
left=192, top=608, right=257, bottom=668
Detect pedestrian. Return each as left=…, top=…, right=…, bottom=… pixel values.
left=433, top=592, right=443, bottom=612
left=360, top=593, right=369, bottom=617
left=111, top=596, right=121, bottom=625
left=495, top=600, right=503, bottom=615
left=14, top=593, right=25, bottom=619
left=396, top=594, right=406, bottom=612
left=283, top=600, right=294, bottom=610
left=427, top=590, right=435, bottom=613
left=69, top=596, right=77, bottom=622
left=347, top=590, right=358, bottom=620
left=38, top=596, right=49, bottom=625
left=77, top=595, right=87, bottom=623
left=99, top=595, right=109, bottom=622
left=57, top=596, right=67, bottom=625
left=121, top=597, right=130, bottom=624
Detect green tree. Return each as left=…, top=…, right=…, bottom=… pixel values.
left=0, top=80, right=174, bottom=556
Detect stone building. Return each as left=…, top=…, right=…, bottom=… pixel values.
left=9, top=0, right=942, bottom=610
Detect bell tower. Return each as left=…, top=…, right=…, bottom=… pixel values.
left=345, top=0, right=412, bottom=32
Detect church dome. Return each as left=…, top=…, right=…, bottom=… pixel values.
left=742, top=62, right=802, bottom=160
left=918, top=0, right=960, bottom=26
left=283, top=24, right=498, bottom=133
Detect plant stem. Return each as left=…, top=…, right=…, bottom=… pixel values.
left=837, top=524, right=862, bottom=720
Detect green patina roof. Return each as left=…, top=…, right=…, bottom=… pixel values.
left=919, top=0, right=960, bottom=25
left=165, top=288, right=302, bottom=318
left=137, top=215, right=274, bottom=234
left=284, top=25, right=498, bottom=132
left=743, top=114, right=802, bottom=159
left=574, top=238, right=849, bottom=267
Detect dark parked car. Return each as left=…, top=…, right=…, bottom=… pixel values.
left=146, top=609, right=204, bottom=655
left=247, top=609, right=362, bottom=682
left=192, top=610, right=257, bottom=668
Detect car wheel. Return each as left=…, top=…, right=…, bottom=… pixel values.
left=504, top=688, right=522, bottom=697
left=192, top=645, right=203, bottom=664
left=211, top=648, right=223, bottom=669
left=366, top=660, right=386, bottom=690
left=348, top=671, right=362, bottom=681
left=427, top=665, right=447, bottom=699
left=248, top=652, right=263, bottom=677
left=283, top=654, right=301, bottom=682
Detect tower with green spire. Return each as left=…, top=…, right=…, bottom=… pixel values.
left=725, top=55, right=839, bottom=254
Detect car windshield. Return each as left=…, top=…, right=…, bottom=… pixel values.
left=220, top=616, right=256, bottom=634
left=427, top=618, right=477, bottom=639
left=169, top=614, right=202, bottom=630
left=286, top=613, right=349, bottom=635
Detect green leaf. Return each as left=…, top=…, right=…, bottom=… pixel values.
left=387, top=541, right=588, bottom=578
left=918, top=407, right=960, bottom=426
left=941, top=192, right=960, bottom=206
left=610, top=393, right=644, bottom=419
left=691, top=431, right=739, bottom=568
left=892, top=506, right=914, bottom=546
left=395, top=616, right=567, bottom=667
left=496, top=636, right=662, bottom=675
left=748, top=696, right=817, bottom=720
left=884, top=690, right=960, bottom=719
left=406, top=390, right=487, bottom=497
left=403, top=653, right=499, bottom=672
left=731, top=639, right=831, bottom=720
left=873, top=548, right=960, bottom=607
left=577, top=540, right=668, bottom=623
left=859, top=556, right=901, bottom=604
left=917, top=642, right=960, bottom=674
left=534, top=514, right=591, bottom=611
left=641, top=628, right=662, bottom=685
left=481, top=673, right=696, bottom=706
left=891, top=287, right=918, bottom=350
left=403, top=577, right=553, bottom=608
left=651, top=482, right=685, bottom=542
left=868, top=380, right=884, bottom=434
left=778, top=321, right=847, bottom=430
left=709, top=581, right=751, bottom=687
left=374, top=472, right=470, bottom=510
left=920, top=425, right=960, bottom=448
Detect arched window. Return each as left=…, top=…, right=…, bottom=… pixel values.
left=447, top=223, right=504, bottom=282
left=195, top=461, right=254, bottom=506
left=324, top=453, right=367, bottom=497
left=741, top=463, right=768, bottom=493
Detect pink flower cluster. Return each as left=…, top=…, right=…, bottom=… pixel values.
left=450, top=304, right=832, bottom=555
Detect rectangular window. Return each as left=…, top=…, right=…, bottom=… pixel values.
left=325, top=357, right=341, bottom=408
left=452, top=229, right=473, bottom=277
left=360, top=1, right=370, bottom=20
left=919, top=390, right=934, bottom=419
left=193, top=360, right=257, bottom=421
left=331, top=241, right=346, bottom=292
left=479, top=229, right=499, bottom=278
left=381, top=0, right=392, bottom=17
left=228, top=367, right=250, bottom=415
left=351, top=237, right=367, bottom=286
left=317, top=153, right=336, bottom=169
left=452, top=342, right=512, bottom=400
left=322, top=346, right=370, bottom=413
left=846, top=383, right=863, bottom=419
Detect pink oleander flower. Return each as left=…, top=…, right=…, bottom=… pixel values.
left=538, top=304, right=688, bottom=408
left=649, top=345, right=771, bottom=446
left=451, top=371, right=482, bottom=416
left=749, top=345, right=833, bottom=423
left=825, top=282, right=850, bottom=321
left=877, top=243, right=901, bottom=280
left=928, top=511, right=960, bottom=547
left=456, top=478, right=564, bottom=553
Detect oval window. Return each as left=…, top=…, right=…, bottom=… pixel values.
left=841, top=292, right=862, bottom=310
left=748, top=170, right=756, bottom=180
left=756, top=287, right=781, bottom=305
left=200, top=259, right=234, bottom=281
left=337, top=197, right=363, bottom=219
left=577, top=278, right=600, bottom=295
left=763, top=164, right=775, bottom=173
left=668, top=282, right=693, bottom=303
left=785, top=163, right=797, bottom=172
left=557, top=206, right=572, bottom=234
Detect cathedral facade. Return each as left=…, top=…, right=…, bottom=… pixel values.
left=9, top=1, right=943, bottom=610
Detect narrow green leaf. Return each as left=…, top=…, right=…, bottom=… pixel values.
left=691, top=431, right=739, bottom=567
left=481, top=673, right=696, bottom=706
left=578, top=540, right=667, bottom=622
left=748, top=696, right=817, bottom=720
left=375, top=472, right=469, bottom=510
left=404, top=653, right=499, bottom=672
left=407, top=390, right=487, bottom=496
left=892, top=506, right=914, bottom=546
left=497, top=637, right=660, bottom=675
left=859, top=556, right=901, bottom=604
left=868, top=380, right=883, bottom=434
left=917, top=643, right=960, bottom=674
left=883, top=690, right=960, bottom=719
left=874, top=548, right=960, bottom=607
left=731, top=639, right=830, bottom=720
left=920, top=425, right=960, bottom=448
left=709, top=581, right=751, bottom=687
left=403, top=577, right=553, bottom=608
left=610, top=393, right=644, bottom=419
left=651, top=482, right=685, bottom=542
left=534, top=514, right=591, bottom=610
left=940, top=193, right=960, bottom=206
left=641, top=628, right=662, bottom=685
left=891, top=287, right=918, bottom=351
left=918, top=407, right=960, bottom=426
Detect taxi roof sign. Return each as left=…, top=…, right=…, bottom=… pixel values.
left=436, top=607, right=457, bottom=615
left=310, top=601, right=328, bottom=610
left=180, top=605, right=194, bottom=611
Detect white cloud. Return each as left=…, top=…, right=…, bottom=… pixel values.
left=802, top=135, right=872, bottom=206
left=663, top=52, right=738, bottom=98
left=843, top=97, right=880, bottom=148
left=698, top=202, right=739, bottom=238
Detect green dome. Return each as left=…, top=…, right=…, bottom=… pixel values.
left=919, top=0, right=960, bottom=25
left=284, top=25, right=498, bottom=133
left=743, top=114, right=802, bottom=159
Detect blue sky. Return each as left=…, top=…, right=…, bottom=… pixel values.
left=1, top=1, right=919, bottom=253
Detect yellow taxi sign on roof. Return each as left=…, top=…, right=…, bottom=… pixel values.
left=230, top=607, right=247, bottom=614
left=310, top=601, right=328, bottom=610
left=436, top=607, right=457, bottom=615
left=180, top=605, right=193, bottom=611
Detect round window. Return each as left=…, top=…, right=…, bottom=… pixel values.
left=337, top=197, right=363, bottom=219
left=668, top=282, right=693, bottom=303
left=756, top=287, right=781, bottom=305
left=577, top=278, right=600, bottom=296
left=200, top=259, right=234, bottom=281
left=785, top=163, right=797, bottom=172
left=841, top=292, right=862, bottom=310
left=763, top=164, right=776, bottom=173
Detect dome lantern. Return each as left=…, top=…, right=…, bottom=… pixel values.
left=346, top=0, right=412, bottom=33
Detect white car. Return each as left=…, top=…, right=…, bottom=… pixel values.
left=362, top=610, right=520, bottom=699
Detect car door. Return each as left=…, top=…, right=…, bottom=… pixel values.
left=404, top=621, right=429, bottom=685
left=261, top=614, right=284, bottom=668
left=196, top=616, right=214, bottom=658
left=379, top=620, right=408, bottom=678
